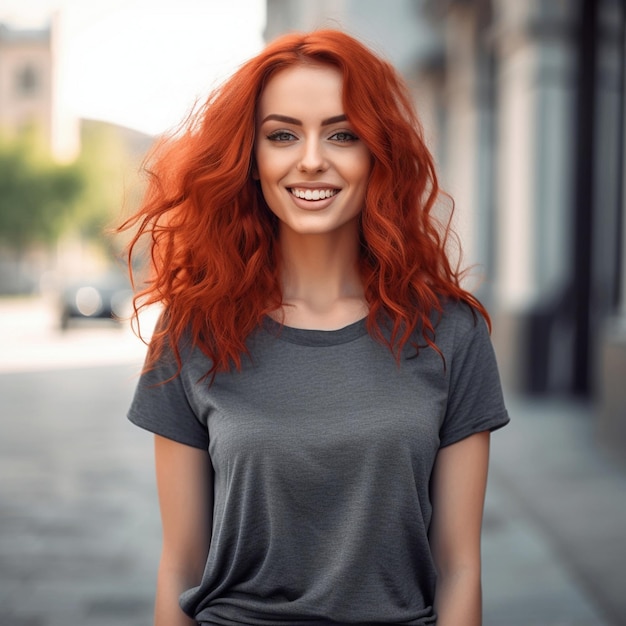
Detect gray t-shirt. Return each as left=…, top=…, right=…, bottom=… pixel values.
left=128, top=300, right=509, bottom=625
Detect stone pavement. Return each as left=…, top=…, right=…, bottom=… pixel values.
left=0, top=364, right=160, bottom=626
left=0, top=297, right=625, bottom=625
left=483, top=396, right=626, bottom=626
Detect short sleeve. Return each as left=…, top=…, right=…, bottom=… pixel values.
left=439, top=307, right=510, bottom=448
left=127, top=340, right=209, bottom=450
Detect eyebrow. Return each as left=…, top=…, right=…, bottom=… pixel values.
left=260, top=114, right=348, bottom=126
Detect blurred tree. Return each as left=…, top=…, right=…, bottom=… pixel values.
left=75, top=122, right=134, bottom=239
left=72, top=120, right=150, bottom=258
left=0, top=122, right=150, bottom=254
left=0, top=123, right=150, bottom=294
left=0, top=130, right=84, bottom=252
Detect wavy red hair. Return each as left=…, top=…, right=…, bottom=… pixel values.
left=118, top=29, right=488, bottom=378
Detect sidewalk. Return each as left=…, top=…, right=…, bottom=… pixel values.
left=483, top=395, right=626, bottom=626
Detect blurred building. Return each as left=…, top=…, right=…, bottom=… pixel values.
left=0, top=18, right=153, bottom=296
left=264, top=0, right=437, bottom=68
left=265, top=0, right=626, bottom=451
left=0, top=18, right=79, bottom=162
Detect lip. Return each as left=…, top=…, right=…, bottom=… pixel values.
left=288, top=182, right=339, bottom=188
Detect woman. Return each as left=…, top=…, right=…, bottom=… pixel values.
left=121, top=29, right=509, bottom=626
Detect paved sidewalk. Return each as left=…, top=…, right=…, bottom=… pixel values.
left=483, top=396, right=626, bottom=626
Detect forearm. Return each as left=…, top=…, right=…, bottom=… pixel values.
left=152, top=436, right=212, bottom=626
left=154, top=562, right=199, bottom=626
left=433, top=567, right=482, bottom=626
left=430, top=433, right=490, bottom=626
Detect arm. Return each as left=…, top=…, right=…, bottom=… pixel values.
left=429, top=431, right=491, bottom=626
left=154, top=434, right=213, bottom=626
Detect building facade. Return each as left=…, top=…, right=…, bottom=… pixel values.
left=0, top=18, right=78, bottom=162
left=0, top=23, right=53, bottom=138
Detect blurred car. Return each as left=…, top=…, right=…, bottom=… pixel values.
left=59, top=271, right=134, bottom=330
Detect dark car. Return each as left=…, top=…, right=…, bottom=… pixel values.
left=59, top=271, right=134, bottom=330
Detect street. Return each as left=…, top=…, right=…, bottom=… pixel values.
left=0, top=363, right=160, bottom=626
left=0, top=296, right=156, bottom=374
left=1, top=297, right=625, bottom=625
left=0, top=298, right=159, bottom=626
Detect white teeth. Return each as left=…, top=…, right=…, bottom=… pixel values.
left=291, top=188, right=338, bottom=200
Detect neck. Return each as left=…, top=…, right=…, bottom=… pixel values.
left=275, top=223, right=368, bottom=329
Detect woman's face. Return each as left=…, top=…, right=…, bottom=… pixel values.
left=254, top=64, right=371, bottom=238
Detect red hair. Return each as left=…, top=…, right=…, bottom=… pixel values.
left=119, top=29, right=488, bottom=378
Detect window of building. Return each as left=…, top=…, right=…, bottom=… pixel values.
left=15, top=64, right=39, bottom=97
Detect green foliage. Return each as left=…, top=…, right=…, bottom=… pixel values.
left=72, top=121, right=149, bottom=255
left=0, top=122, right=150, bottom=256
left=0, top=130, right=84, bottom=249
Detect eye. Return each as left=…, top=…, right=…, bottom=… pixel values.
left=330, top=130, right=359, bottom=143
left=267, top=130, right=297, bottom=142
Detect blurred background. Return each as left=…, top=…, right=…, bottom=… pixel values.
left=0, top=0, right=625, bottom=625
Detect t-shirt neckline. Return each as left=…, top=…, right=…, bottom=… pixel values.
left=262, top=316, right=368, bottom=347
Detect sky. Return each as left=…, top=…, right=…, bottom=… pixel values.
left=0, top=0, right=266, bottom=135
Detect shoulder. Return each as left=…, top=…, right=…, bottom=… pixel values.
left=434, top=298, right=488, bottom=343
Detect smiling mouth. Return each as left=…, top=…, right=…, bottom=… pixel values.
left=289, top=188, right=339, bottom=201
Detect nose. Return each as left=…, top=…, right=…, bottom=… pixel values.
left=297, top=136, right=327, bottom=173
